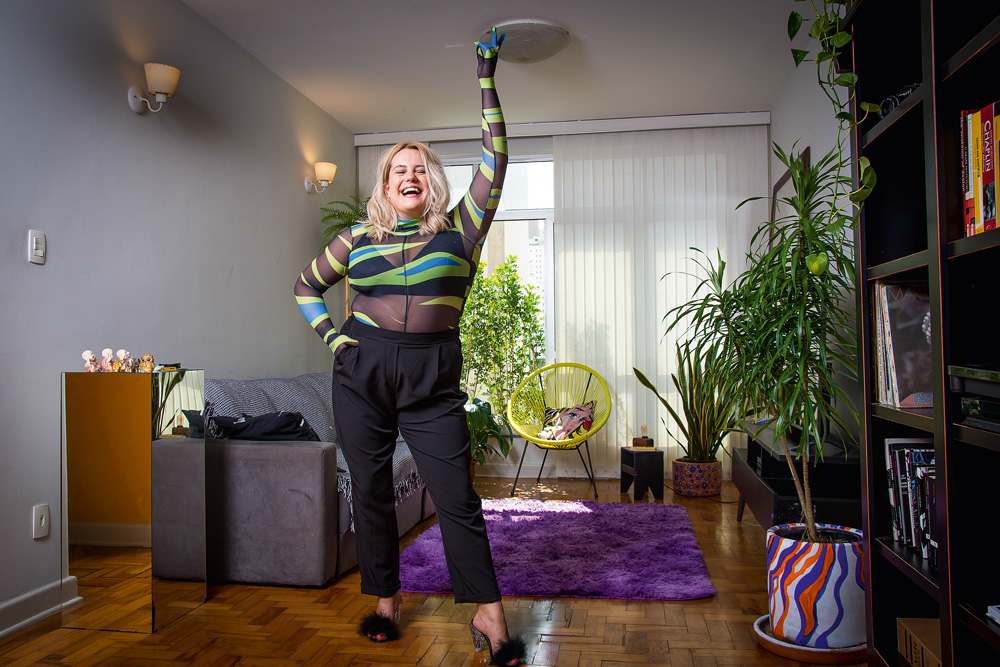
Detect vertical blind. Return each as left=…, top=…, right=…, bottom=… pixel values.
left=551, top=125, right=769, bottom=478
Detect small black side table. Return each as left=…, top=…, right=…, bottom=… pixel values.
left=620, top=447, right=664, bottom=500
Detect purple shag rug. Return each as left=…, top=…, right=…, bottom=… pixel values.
left=399, top=499, right=715, bottom=600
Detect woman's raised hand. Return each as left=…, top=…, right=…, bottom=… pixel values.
left=476, top=27, right=505, bottom=79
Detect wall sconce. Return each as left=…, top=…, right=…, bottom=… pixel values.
left=305, top=162, right=337, bottom=193
left=128, top=63, right=181, bottom=114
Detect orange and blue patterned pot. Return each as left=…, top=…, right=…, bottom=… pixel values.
left=671, top=458, right=721, bottom=496
left=766, top=523, right=866, bottom=649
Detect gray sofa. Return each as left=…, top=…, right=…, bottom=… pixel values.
left=151, top=372, right=435, bottom=587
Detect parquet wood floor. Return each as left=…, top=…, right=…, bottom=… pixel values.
left=0, top=478, right=867, bottom=666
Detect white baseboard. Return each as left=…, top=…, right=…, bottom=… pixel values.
left=0, top=578, right=68, bottom=641
left=69, top=522, right=151, bottom=547
left=62, top=575, right=79, bottom=606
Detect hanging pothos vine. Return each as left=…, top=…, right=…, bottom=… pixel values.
left=788, top=0, right=879, bottom=226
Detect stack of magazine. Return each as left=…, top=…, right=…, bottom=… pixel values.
left=884, top=437, right=936, bottom=566
left=873, top=281, right=933, bottom=408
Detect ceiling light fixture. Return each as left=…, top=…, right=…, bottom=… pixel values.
left=305, top=161, right=337, bottom=193
left=479, top=20, right=570, bottom=64
left=128, top=63, right=181, bottom=114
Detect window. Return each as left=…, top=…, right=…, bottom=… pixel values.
left=446, top=158, right=555, bottom=363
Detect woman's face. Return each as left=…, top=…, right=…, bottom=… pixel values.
left=385, top=148, right=429, bottom=221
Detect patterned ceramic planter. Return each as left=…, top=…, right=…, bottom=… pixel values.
left=766, top=523, right=866, bottom=649
left=671, top=458, right=721, bottom=496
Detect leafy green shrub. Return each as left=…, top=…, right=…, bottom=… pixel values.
left=460, top=255, right=545, bottom=415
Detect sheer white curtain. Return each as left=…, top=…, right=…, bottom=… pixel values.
left=357, top=145, right=391, bottom=196
left=551, top=125, right=769, bottom=479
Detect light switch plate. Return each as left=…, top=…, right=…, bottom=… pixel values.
left=28, top=229, right=45, bottom=265
left=32, top=504, right=49, bottom=539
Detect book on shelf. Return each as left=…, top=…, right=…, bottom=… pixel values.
left=962, top=110, right=977, bottom=236
left=924, top=470, right=937, bottom=567
left=897, top=446, right=934, bottom=548
left=973, top=109, right=984, bottom=235
left=873, top=282, right=933, bottom=408
left=884, top=437, right=932, bottom=544
left=897, top=617, right=942, bottom=667
left=982, top=102, right=997, bottom=232
left=961, top=103, right=1000, bottom=237
left=908, top=458, right=935, bottom=557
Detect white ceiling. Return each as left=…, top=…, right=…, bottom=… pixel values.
left=181, top=0, right=796, bottom=136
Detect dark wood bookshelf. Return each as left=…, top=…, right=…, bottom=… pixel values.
left=861, top=87, right=925, bottom=148
left=941, top=15, right=1000, bottom=80
left=851, top=1, right=1000, bottom=665
left=872, top=537, right=939, bottom=596
left=872, top=405, right=934, bottom=431
left=959, top=604, right=1000, bottom=652
left=953, top=425, right=1000, bottom=453
left=866, top=250, right=930, bottom=280
left=947, top=227, right=1000, bottom=258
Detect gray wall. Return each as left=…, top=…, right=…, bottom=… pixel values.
left=0, top=0, right=352, bottom=636
left=768, top=46, right=841, bottom=180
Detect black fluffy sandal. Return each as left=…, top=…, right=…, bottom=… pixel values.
left=469, top=620, right=527, bottom=666
left=358, top=609, right=401, bottom=643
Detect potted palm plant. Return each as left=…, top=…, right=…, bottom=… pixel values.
left=633, top=339, right=745, bottom=497
left=671, top=140, right=868, bottom=656
left=662, top=2, right=878, bottom=655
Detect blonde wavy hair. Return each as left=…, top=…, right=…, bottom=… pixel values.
left=366, top=141, right=452, bottom=240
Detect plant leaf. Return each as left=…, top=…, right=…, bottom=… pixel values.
left=849, top=186, right=873, bottom=202
left=787, top=11, right=803, bottom=40
left=830, top=31, right=852, bottom=48
left=791, top=48, right=809, bottom=67
left=834, top=72, right=859, bottom=87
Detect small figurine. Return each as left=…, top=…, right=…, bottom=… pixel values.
left=81, top=350, right=100, bottom=372
left=115, top=349, right=132, bottom=372
left=100, top=348, right=115, bottom=372
left=139, top=353, right=155, bottom=373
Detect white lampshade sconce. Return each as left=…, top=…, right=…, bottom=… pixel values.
left=305, top=162, right=337, bottom=193
left=128, top=63, right=181, bottom=114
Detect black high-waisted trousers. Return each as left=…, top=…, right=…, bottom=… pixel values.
left=331, top=317, right=501, bottom=603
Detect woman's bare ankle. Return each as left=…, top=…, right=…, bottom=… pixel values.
left=376, top=592, right=402, bottom=618
left=473, top=601, right=508, bottom=642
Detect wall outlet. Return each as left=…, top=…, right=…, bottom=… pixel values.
left=32, top=504, right=50, bottom=539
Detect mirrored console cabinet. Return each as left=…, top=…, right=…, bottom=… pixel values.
left=61, top=370, right=206, bottom=633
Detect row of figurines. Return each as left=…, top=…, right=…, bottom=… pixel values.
left=81, top=348, right=156, bottom=373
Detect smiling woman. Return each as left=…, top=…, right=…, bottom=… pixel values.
left=366, top=142, right=453, bottom=239
left=386, top=149, right=430, bottom=219
left=291, top=27, right=526, bottom=666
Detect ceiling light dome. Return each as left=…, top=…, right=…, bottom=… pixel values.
left=479, top=20, right=570, bottom=64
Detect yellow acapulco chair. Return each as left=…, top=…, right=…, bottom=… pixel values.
left=506, top=362, right=612, bottom=498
